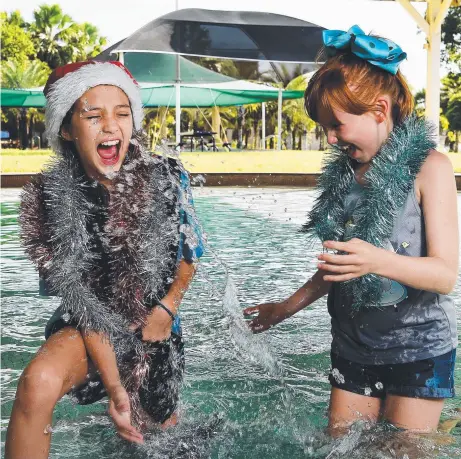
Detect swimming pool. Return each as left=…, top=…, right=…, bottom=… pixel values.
left=1, top=187, right=460, bottom=458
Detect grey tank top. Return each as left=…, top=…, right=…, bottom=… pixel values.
left=328, top=179, right=458, bottom=364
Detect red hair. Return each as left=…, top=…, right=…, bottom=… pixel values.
left=304, top=52, right=414, bottom=125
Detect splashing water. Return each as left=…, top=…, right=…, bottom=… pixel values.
left=1, top=188, right=460, bottom=458
left=222, top=277, right=282, bottom=378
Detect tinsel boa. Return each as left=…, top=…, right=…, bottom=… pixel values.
left=302, top=115, right=436, bottom=310
left=19, top=139, right=185, bottom=427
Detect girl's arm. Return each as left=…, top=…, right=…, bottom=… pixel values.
left=141, top=260, right=197, bottom=342
left=82, top=332, right=144, bottom=443
left=139, top=165, right=203, bottom=342
left=318, top=151, right=459, bottom=294
left=243, top=269, right=331, bottom=333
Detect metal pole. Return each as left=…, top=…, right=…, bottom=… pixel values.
left=175, top=64, right=181, bottom=146
left=175, top=0, right=181, bottom=146
left=261, top=102, right=266, bottom=150
left=119, top=52, right=124, bottom=65
left=277, top=88, right=282, bottom=150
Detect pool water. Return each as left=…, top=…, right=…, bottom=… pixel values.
left=1, top=187, right=460, bottom=458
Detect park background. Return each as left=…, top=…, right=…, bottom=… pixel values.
left=1, top=0, right=460, bottom=176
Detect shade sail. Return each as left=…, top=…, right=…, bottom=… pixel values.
left=95, top=46, right=235, bottom=84
left=1, top=85, right=304, bottom=108
left=111, top=8, right=325, bottom=63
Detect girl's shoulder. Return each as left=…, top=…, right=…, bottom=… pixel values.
left=415, top=149, right=455, bottom=203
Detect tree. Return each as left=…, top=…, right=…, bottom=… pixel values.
left=262, top=63, right=305, bottom=87
left=67, top=22, right=107, bottom=61
left=1, top=11, right=36, bottom=62
left=1, top=60, right=50, bottom=149
left=446, top=95, right=461, bottom=132
left=439, top=7, right=461, bottom=151
left=28, top=4, right=74, bottom=69
left=441, top=6, right=461, bottom=70
left=440, top=70, right=461, bottom=151
left=29, top=4, right=107, bottom=69
left=445, top=92, right=461, bottom=152
left=1, top=59, right=50, bottom=88
left=282, top=74, right=316, bottom=150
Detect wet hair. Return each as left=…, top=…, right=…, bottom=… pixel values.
left=304, top=51, right=414, bottom=126
left=60, top=107, right=74, bottom=132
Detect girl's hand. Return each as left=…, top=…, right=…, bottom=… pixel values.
left=243, top=302, right=286, bottom=333
left=318, top=238, right=382, bottom=282
left=108, top=385, right=144, bottom=444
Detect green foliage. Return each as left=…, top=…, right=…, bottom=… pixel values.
left=66, top=22, right=107, bottom=61
left=441, top=72, right=461, bottom=146
left=1, top=4, right=108, bottom=70
left=446, top=94, right=461, bottom=132
left=26, top=4, right=107, bottom=69
left=414, top=89, right=425, bottom=118
left=441, top=6, right=461, bottom=69
left=1, top=58, right=49, bottom=148
left=1, top=59, right=51, bottom=88
left=1, top=11, right=36, bottom=62
left=441, top=72, right=461, bottom=110
left=440, top=8, right=461, bottom=148
left=28, top=4, right=75, bottom=69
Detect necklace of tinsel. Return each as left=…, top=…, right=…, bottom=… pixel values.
left=19, top=136, right=182, bottom=428
left=302, top=115, right=436, bottom=311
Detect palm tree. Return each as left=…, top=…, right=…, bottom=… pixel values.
left=1, top=59, right=50, bottom=149
left=1, top=59, right=50, bottom=89
left=446, top=95, right=461, bottom=152
left=67, top=22, right=107, bottom=61
left=29, top=4, right=76, bottom=69
left=282, top=74, right=316, bottom=150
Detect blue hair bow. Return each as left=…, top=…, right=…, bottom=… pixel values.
left=323, top=25, right=406, bottom=75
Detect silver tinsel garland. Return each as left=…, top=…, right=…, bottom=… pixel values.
left=303, top=115, right=436, bottom=310
left=19, top=139, right=189, bottom=427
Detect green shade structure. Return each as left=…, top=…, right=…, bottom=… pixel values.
left=96, top=47, right=235, bottom=84
left=1, top=85, right=303, bottom=108
left=1, top=89, right=47, bottom=108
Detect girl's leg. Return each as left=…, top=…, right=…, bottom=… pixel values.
left=383, top=395, right=444, bottom=432
left=328, top=387, right=382, bottom=437
left=5, top=327, right=90, bottom=459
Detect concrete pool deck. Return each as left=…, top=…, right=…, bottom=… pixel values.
left=3, top=172, right=461, bottom=190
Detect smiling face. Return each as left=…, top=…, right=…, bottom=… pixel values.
left=317, top=103, right=393, bottom=164
left=61, top=85, right=133, bottom=187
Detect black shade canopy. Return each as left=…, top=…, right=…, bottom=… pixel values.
left=111, top=8, right=325, bottom=63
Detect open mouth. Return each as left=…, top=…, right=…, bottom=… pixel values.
left=97, top=140, right=121, bottom=166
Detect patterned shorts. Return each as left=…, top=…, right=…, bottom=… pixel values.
left=329, top=349, right=456, bottom=399
left=68, top=333, right=185, bottom=424
left=45, top=308, right=184, bottom=424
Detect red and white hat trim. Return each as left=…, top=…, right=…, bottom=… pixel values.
left=44, top=61, right=143, bottom=152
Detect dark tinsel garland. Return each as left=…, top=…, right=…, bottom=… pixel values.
left=19, top=137, right=186, bottom=427
left=302, top=115, right=436, bottom=311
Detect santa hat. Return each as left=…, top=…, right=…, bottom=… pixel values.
left=44, top=61, right=143, bottom=152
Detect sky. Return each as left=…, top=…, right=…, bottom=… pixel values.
left=9, top=0, right=431, bottom=91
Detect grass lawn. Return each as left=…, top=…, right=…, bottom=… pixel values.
left=2, top=148, right=461, bottom=174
